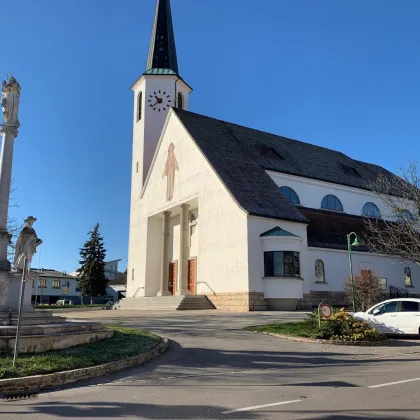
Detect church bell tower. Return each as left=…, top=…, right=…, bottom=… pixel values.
left=130, top=0, right=192, bottom=200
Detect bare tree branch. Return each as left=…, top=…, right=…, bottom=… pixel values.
left=363, top=160, right=420, bottom=265
left=6, top=179, right=22, bottom=261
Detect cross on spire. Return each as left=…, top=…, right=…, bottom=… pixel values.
left=146, top=0, right=179, bottom=74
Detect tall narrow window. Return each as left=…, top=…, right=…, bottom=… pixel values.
left=136, top=162, right=139, bottom=173
left=404, top=267, right=412, bottom=287
left=137, top=92, right=143, bottom=121
left=132, top=268, right=134, bottom=281
left=315, top=259, right=325, bottom=283
left=177, top=92, right=184, bottom=110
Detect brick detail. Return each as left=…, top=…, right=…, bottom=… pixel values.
left=205, top=292, right=269, bottom=312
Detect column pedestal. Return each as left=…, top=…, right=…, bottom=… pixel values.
left=0, top=271, right=33, bottom=313
left=176, top=204, right=190, bottom=296
left=157, top=211, right=171, bottom=296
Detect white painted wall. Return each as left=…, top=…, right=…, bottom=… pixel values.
left=306, top=247, right=420, bottom=293
left=247, top=216, right=308, bottom=296
left=127, top=111, right=249, bottom=297
left=30, top=276, right=80, bottom=301
left=127, top=74, right=191, bottom=298
left=268, top=171, right=407, bottom=219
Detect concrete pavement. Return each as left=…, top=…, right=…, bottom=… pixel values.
left=1, top=310, right=420, bottom=419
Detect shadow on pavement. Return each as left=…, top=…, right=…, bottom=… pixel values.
left=0, top=401, right=257, bottom=419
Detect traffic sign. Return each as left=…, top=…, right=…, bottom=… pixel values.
left=319, top=303, right=332, bottom=319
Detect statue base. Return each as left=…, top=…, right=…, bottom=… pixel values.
left=0, top=271, right=33, bottom=313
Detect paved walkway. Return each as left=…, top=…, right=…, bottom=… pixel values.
left=2, top=310, right=420, bottom=419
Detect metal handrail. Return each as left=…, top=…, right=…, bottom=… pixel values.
left=389, top=285, right=410, bottom=298
left=133, top=286, right=145, bottom=298
left=197, top=281, right=216, bottom=295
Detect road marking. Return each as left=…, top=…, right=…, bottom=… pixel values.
left=221, top=399, right=303, bottom=415
left=368, top=377, right=420, bottom=389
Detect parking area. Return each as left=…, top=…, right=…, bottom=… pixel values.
left=2, top=310, right=420, bottom=419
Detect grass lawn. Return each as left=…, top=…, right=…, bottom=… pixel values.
left=246, top=322, right=317, bottom=338
left=0, top=326, right=160, bottom=380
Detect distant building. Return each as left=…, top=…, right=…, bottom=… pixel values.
left=106, top=273, right=127, bottom=301
left=104, top=259, right=123, bottom=280
left=30, top=269, right=80, bottom=305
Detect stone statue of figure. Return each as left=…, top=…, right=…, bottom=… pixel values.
left=163, top=143, right=179, bottom=202
left=13, top=216, right=42, bottom=271
left=1, top=76, right=21, bottom=126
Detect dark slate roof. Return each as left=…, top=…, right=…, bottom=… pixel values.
left=146, top=0, right=179, bottom=74
left=108, top=274, right=127, bottom=286
left=300, top=208, right=370, bottom=251
left=174, top=109, right=309, bottom=223
left=173, top=109, right=399, bottom=222
left=174, top=109, right=397, bottom=189
left=30, top=269, right=78, bottom=279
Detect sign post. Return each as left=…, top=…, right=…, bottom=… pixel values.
left=318, top=302, right=333, bottom=328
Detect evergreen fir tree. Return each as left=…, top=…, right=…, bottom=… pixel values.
left=77, top=223, right=107, bottom=304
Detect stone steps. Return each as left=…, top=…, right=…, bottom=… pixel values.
left=118, top=295, right=216, bottom=311
left=0, top=322, right=104, bottom=337
left=0, top=311, right=67, bottom=326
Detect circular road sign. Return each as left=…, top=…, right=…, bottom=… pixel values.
left=320, top=303, right=333, bottom=319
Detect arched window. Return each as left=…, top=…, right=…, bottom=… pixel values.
left=280, top=186, right=301, bottom=205
left=404, top=267, right=412, bottom=287
left=315, top=259, right=325, bottom=283
left=398, top=209, right=415, bottom=222
left=362, top=202, right=381, bottom=218
left=321, top=194, right=343, bottom=212
left=177, top=92, right=184, bottom=110
left=137, top=91, right=143, bottom=121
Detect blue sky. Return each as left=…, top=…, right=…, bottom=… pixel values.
left=2, top=0, right=420, bottom=273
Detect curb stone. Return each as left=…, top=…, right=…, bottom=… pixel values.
left=0, top=337, right=168, bottom=395
left=254, top=331, right=387, bottom=346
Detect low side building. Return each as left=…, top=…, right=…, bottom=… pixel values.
left=30, top=269, right=80, bottom=305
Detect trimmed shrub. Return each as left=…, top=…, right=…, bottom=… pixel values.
left=306, top=308, right=385, bottom=342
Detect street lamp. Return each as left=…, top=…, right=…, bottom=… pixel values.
left=347, top=232, right=360, bottom=313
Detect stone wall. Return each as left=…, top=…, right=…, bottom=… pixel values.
left=297, top=291, right=348, bottom=310
left=205, top=292, right=269, bottom=311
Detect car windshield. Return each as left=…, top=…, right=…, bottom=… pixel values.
left=370, top=301, right=398, bottom=314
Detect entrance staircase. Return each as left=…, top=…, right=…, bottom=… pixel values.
left=117, top=295, right=216, bottom=311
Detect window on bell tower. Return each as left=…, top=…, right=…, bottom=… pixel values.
left=177, top=92, right=184, bottom=110
left=137, top=92, right=143, bottom=121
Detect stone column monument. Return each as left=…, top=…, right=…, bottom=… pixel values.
left=0, top=75, right=20, bottom=272
left=0, top=75, right=33, bottom=312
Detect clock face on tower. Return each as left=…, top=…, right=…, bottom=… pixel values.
left=148, top=90, right=173, bottom=112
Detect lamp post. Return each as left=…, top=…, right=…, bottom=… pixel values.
left=347, top=232, right=360, bottom=313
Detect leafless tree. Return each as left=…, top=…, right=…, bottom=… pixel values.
left=7, top=181, right=23, bottom=261
left=363, top=160, right=420, bottom=265
left=345, top=270, right=385, bottom=312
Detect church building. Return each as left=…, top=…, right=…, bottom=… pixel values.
left=123, top=0, right=419, bottom=311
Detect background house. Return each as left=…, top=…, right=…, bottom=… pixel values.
left=30, top=269, right=80, bottom=305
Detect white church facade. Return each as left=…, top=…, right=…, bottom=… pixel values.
left=123, top=0, right=419, bottom=311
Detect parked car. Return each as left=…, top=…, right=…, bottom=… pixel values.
left=354, top=298, right=420, bottom=335
left=56, top=300, right=73, bottom=306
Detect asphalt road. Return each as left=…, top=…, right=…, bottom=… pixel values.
left=2, top=310, right=420, bottom=419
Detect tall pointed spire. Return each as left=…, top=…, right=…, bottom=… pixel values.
left=146, top=0, right=179, bottom=74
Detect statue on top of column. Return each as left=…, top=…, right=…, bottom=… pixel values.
left=13, top=216, right=42, bottom=271
left=1, top=75, right=20, bottom=127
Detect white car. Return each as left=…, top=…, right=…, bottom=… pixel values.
left=354, top=298, right=420, bottom=335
